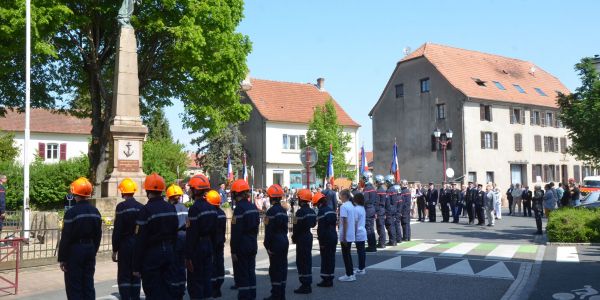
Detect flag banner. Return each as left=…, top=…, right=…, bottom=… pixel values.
left=390, top=142, right=400, bottom=183
left=242, top=152, right=248, bottom=181
left=326, top=144, right=334, bottom=186
left=360, top=145, right=368, bottom=175
left=227, top=155, right=234, bottom=181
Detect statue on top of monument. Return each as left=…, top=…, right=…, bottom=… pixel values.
left=118, top=0, right=141, bottom=28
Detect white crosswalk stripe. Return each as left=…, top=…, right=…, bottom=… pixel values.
left=441, top=242, right=479, bottom=257
left=399, top=243, right=438, bottom=255
left=486, top=244, right=520, bottom=260
left=556, top=246, right=579, bottom=263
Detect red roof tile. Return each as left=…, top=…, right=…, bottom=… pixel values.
left=187, top=152, right=202, bottom=168
left=244, top=78, right=360, bottom=127
left=401, top=43, right=570, bottom=108
left=0, top=109, right=92, bottom=135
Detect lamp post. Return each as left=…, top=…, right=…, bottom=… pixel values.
left=434, top=128, right=453, bottom=184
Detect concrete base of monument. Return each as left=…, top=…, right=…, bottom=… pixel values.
left=101, top=173, right=147, bottom=198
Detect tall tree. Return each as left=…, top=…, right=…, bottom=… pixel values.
left=0, top=131, right=19, bottom=162
left=143, top=139, right=188, bottom=185
left=144, top=108, right=172, bottom=141
left=0, top=0, right=252, bottom=195
left=305, top=99, right=352, bottom=180
left=195, top=124, right=245, bottom=184
left=557, top=57, right=600, bottom=166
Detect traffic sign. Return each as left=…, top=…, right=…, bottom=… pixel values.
left=300, top=146, right=318, bottom=168
left=446, top=168, right=455, bottom=178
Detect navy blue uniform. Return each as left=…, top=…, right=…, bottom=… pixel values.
left=0, top=183, right=5, bottom=231
left=465, top=188, right=477, bottom=224
left=211, top=206, right=227, bottom=297
left=292, top=203, right=316, bottom=286
left=264, top=203, right=289, bottom=299
left=231, top=199, right=260, bottom=300
left=186, top=199, right=217, bottom=299
left=58, top=200, right=102, bottom=300
left=385, top=186, right=401, bottom=244
left=426, top=188, right=438, bottom=222
left=440, top=188, right=450, bottom=222
left=376, top=185, right=388, bottom=246
left=133, top=196, right=179, bottom=300
left=323, top=189, right=337, bottom=211
left=475, top=189, right=486, bottom=225
left=399, top=187, right=412, bottom=241
left=112, top=197, right=143, bottom=300
left=362, top=183, right=378, bottom=249
left=169, top=202, right=188, bottom=299
left=317, top=205, right=337, bottom=283
left=450, top=189, right=460, bottom=223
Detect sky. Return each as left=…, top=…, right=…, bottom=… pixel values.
left=166, top=0, right=600, bottom=151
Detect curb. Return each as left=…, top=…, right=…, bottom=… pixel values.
left=545, top=242, right=600, bottom=246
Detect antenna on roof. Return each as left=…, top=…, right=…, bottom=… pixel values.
left=529, top=66, right=537, bottom=76
left=403, top=47, right=411, bottom=56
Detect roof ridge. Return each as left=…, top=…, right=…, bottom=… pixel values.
left=250, top=77, right=321, bottom=88
left=423, top=42, right=531, bottom=64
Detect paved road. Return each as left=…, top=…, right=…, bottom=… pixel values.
left=14, top=209, right=600, bottom=300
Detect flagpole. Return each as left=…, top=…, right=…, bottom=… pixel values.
left=23, top=0, right=32, bottom=240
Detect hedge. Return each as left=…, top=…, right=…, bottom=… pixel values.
left=0, top=156, right=89, bottom=210
left=546, top=207, right=600, bottom=243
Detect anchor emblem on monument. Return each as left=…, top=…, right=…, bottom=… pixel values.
left=123, top=142, right=135, bottom=158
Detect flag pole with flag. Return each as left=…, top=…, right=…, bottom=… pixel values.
left=325, top=144, right=334, bottom=186
left=390, top=140, right=400, bottom=183
left=242, top=152, right=248, bottom=181
left=227, top=154, right=234, bottom=182
left=360, top=144, right=368, bottom=176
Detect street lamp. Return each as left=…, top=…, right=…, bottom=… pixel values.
left=434, top=128, right=453, bottom=183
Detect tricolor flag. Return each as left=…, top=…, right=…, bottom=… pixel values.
left=390, top=141, right=400, bottom=183
left=242, top=152, right=248, bottom=181
left=325, top=144, right=334, bottom=186
left=360, top=145, right=368, bottom=175
left=227, top=154, right=234, bottom=181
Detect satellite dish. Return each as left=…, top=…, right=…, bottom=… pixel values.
left=446, top=168, right=455, bottom=178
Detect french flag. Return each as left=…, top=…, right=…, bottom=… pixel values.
left=227, top=154, right=234, bottom=181
left=390, top=142, right=400, bottom=183
left=360, top=145, right=368, bottom=175
left=326, top=144, right=334, bottom=186
left=242, top=152, right=248, bottom=181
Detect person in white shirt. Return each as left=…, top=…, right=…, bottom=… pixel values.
left=353, top=193, right=367, bottom=275
left=338, top=189, right=357, bottom=282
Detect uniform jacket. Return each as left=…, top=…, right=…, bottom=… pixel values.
left=316, top=205, right=337, bottom=245
left=426, top=188, right=438, bottom=205
left=58, top=200, right=102, bottom=262
left=212, top=207, right=227, bottom=250
left=399, top=187, right=412, bottom=214
left=263, top=203, right=288, bottom=251
left=112, top=197, right=143, bottom=252
left=475, top=189, right=486, bottom=206
left=386, top=186, right=399, bottom=216
left=449, top=189, right=460, bottom=205
left=133, top=196, right=178, bottom=272
left=376, top=185, right=388, bottom=215
left=291, top=203, right=316, bottom=243
left=323, top=189, right=338, bottom=211
left=230, top=199, right=260, bottom=255
left=186, top=199, right=216, bottom=259
left=363, top=183, right=378, bottom=214
left=174, top=202, right=188, bottom=231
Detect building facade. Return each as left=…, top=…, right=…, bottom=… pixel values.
left=370, top=43, right=595, bottom=190
left=0, top=109, right=91, bottom=164
left=240, top=78, right=360, bottom=189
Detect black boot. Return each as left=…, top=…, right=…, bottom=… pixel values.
left=317, top=279, right=333, bottom=287
left=365, top=247, right=377, bottom=253
left=377, top=243, right=386, bottom=249
left=212, top=289, right=222, bottom=298
left=294, top=284, right=312, bottom=294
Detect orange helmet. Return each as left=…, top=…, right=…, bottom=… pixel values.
left=188, top=174, right=210, bottom=190
left=297, top=189, right=312, bottom=202
left=312, top=192, right=326, bottom=205
left=70, top=177, right=93, bottom=197
left=144, top=173, right=166, bottom=192
left=267, top=184, right=284, bottom=198
left=118, top=178, right=137, bottom=194
left=206, top=190, right=221, bottom=206
left=166, top=184, right=184, bottom=198
left=231, top=179, right=250, bottom=193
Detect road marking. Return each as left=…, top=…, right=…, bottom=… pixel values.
left=403, top=257, right=436, bottom=272
left=556, top=246, right=579, bottom=263
left=368, top=256, right=402, bottom=270
left=441, top=242, right=479, bottom=257
left=477, top=261, right=515, bottom=280
left=438, top=259, right=474, bottom=275
left=486, top=244, right=520, bottom=260
left=399, top=243, right=438, bottom=255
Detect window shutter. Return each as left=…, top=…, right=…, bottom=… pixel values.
left=38, top=143, right=45, bottom=160
left=532, top=165, right=537, bottom=182
left=530, top=111, right=534, bottom=125
left=543, top=137, right=548, bottom=152
left=514, top=134, right=522, bottom=151
left=555, top=166, right=560, bottom=181
left=489, top=106, right=493, bottom=121
left=541, top=115, right=546, bottom=127
left=493, top=132, right=498, bottom=149
left=543, top=165, right=547, bottom=182
left=553, top=138, right=559, bottom=153
left=60, top=143, right=67, bottom=160
left=480, top=132, right=485, bottom=149
left=431, top=135, right=437, bottom=152
left=560, top=137, right=567, bottom=154
left=510, top=108, right=514, bottom=124
left=520, top=109, right=526, bottom=124
left=480, top=104, right=485, bottom=121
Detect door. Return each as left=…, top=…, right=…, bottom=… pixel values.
left=511, top=164, right=522, bottom=185
left=561, top=165, right=568, bottom=185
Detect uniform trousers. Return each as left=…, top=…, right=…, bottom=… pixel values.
left=427, top=203, right=437, bottom=222
left=385, top=213, right=401, bottom=244
left=365, top=211, right=376, bottom=248
left=212, top=242, right=225, bottom=296
left=65, top=242, right=96, bottom=300
left=319, top=241, right=336, bottom=282
left=268, top=239, right=288, bottom=299
left=475, top=203, right=485, bottom=225
left=234, top=252, right=257, bottom=300
left=187, top=237, right=213, bottom=299
left=417, top=198, right=427, bottom=220
left=117, top=237, right=141, bottom=300
left=141, top=242, right=176, bottom=300
left=376, top=213, right=386, bottom=245
left=296, top=235, right=313, bottom=285
left=169, top=232, right=186, bottom=299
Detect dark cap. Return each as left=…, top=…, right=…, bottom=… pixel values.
left=477, top=184, right=483, bottom=187
left=451, top=182, right=457, bottom=185
left=428, top=182, right=434, bottom=185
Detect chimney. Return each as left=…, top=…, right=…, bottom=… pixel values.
left=593, top=55, right=600, bottom=76
left=316, top=77, right=325, bottom=91
left=241, top=71, right=252, bottom=91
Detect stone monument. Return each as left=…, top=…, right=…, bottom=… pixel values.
left=100, top=0, right=147, bottom=204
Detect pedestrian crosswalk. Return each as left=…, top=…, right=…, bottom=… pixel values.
left=555, top=246, right=579, bottom=263
left=391, top=240, right=539, bottom=262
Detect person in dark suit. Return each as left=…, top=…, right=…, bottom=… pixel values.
left=475, top=184, right=486, bottom=225
left=425, top=183, right=438, bottom=222
left=322, top=183, right=337, bottom=211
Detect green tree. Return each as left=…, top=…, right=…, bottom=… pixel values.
left=196, top=124, right=245, bottom=183
left=143, top=139, right=189, bottom=186
left=305, top=99, right=352, bottom=181
left=557, top=57, right=600, bottom=166
left=0, top=0, right=252, bottom=196
left=0, top=131, right=19, bottom=162
left=144, top=108, right=172, bottom=141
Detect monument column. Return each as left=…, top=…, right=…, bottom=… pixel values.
left=101, top=26, right=148, bottom=199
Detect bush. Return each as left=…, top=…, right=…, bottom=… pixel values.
left=0, top=156, right=89, bottom=210
left=143, top=139, right=188, bottom=186
left=547, top=208, right=600, bottom=243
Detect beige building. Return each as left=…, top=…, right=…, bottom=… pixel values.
left=370, top=43, right=596, bottom=190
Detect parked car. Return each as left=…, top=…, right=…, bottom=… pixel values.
left=580, top=176, right=600, bottom=196
left=576, top=191, right=600, bottom=209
